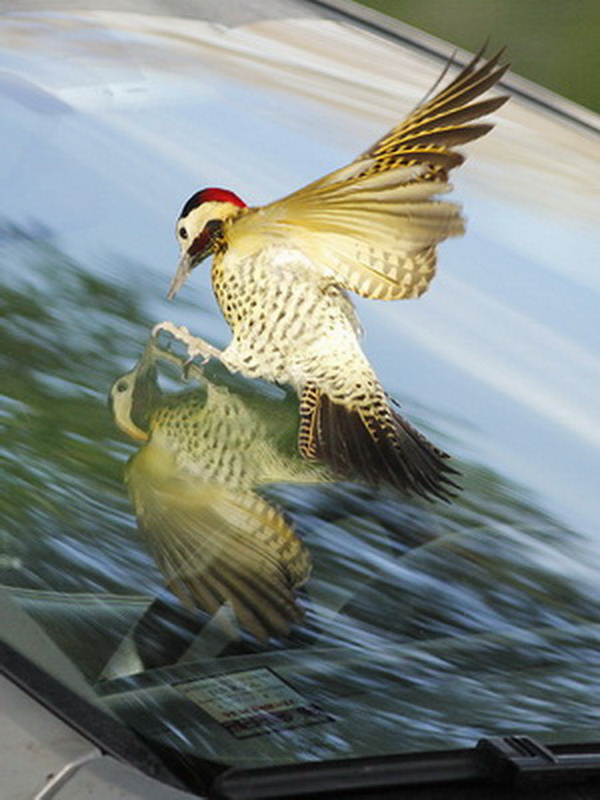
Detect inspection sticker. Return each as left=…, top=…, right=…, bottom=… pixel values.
left=177, top=667, right=332, bottom=738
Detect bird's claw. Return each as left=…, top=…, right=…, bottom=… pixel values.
left=152, top=320, right=191, bottom=343
left=151, top=320, right=222, bottom=369
left=182, top=350, right=211, bottom=381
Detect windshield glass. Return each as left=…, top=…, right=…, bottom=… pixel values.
left=1, top=4, right=599, bottom=784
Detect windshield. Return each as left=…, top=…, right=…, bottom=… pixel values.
left=1, top=3, right=599, bottom=788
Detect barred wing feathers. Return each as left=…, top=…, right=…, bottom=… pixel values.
left=359, top=46, right=508, bottom=178
left=230, top=48, right=507, bottom=301
left=126, top=447, right=311, bottom=641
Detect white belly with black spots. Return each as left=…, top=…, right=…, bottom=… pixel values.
left=213, top=245, right=375, bottom=398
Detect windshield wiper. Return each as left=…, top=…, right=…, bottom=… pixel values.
left=213, top=735, right=600, bottom=799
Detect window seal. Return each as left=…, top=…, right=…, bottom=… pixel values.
left=0, top=642, right=187, bottom=793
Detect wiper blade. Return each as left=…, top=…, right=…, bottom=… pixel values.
left=212, top=735, right=600, bottom=799
left=479, top=736, right=600, bottom=784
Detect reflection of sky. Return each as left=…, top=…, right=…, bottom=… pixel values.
left=1, top=10, right=598, bottom=541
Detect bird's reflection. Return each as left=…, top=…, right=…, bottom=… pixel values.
left=109, top=338, right=329, bottom=644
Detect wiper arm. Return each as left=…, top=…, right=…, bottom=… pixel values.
left=479, top=736, right=600, bottom=784
left=213, top=735, right=600, bottom=799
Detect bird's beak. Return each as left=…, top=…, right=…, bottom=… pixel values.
left=167, top=253, right=193, bottom=300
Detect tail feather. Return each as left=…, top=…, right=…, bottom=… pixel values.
left=299, top=386, right=460, bottom=502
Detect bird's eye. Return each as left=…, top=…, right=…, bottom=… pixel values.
left=116, top=381, right=128, bottom=393
left=179, top=227, right=188, bottom=240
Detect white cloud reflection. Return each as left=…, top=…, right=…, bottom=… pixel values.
left=380, top=275, right=599, bottom=448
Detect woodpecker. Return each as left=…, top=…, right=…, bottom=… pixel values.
left=110, top=341, right=326, bottom=641
left=158, top=48, right=508, bottom=502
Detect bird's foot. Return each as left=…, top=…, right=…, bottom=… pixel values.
left=152, top=321, right=222, bottom=367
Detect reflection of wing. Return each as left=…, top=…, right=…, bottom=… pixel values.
left=111, top=340, right=324, bottom=641
left=126, top=443, right=311, bottom=642
left=231, top=49, right=507, bottom=300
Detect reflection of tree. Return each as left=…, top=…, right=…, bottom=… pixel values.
left=1, top=224, right=598, bottom=685
left=0, top=222, right=162, bottom=595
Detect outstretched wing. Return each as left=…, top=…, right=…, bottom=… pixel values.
left=231, top=48, right=508, bottom=301
left=357, top=45, right=508, bottom=179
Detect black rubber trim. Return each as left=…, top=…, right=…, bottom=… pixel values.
left=211, top=736, right=600, bottom=800
left=305, top=0, right=600, bottom=136
left=0, top=641, right=186, bottom=791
